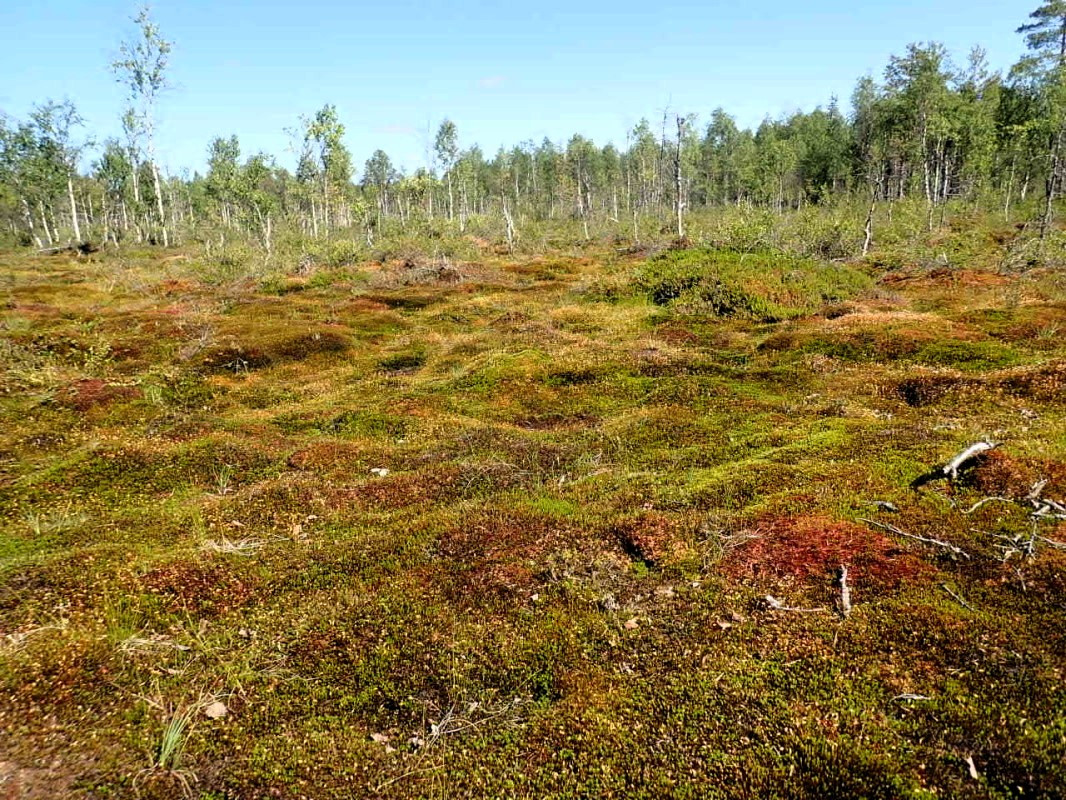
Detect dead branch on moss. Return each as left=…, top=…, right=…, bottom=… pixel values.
left=911, top=440, right=999, bottom=489
left=859, top=518, right=971, bottom=559
left=962, top=476, right=1066, bottom=525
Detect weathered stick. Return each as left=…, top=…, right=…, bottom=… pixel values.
left=1026, top=479, right=1050, bottom=502
left=859, top=518, right=971, bottom=559
left=838, top=565, right=852, bottom=619
left=912, top=440, right=1000, bottom=489
left=944, top=441, right=999, bottom=480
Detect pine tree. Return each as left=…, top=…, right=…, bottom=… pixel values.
left=1017, top=2, right=1066, bottom=235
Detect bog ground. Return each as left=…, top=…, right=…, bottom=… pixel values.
left=1, top=231, right=1065, bottom=799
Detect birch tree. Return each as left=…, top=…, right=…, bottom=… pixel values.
left=112, top=5, right=172, bottom=246
left=29, top=101, right=90, bottom=243
left=434, top=120, right=459, bottom=222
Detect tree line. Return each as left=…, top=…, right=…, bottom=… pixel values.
left=2, top=3, right=1066, bottom=252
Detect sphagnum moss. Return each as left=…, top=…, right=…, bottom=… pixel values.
left=0, top=239, right=1064, bottom=799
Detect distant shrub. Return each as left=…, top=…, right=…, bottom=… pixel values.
left=378, top=351, right=426, bottom=372
left=703, top=206, right=779, bottom=252
left=911, top=339, right=1021, bottom=371
left=634, top=248, right=871, bottom=321
left=193, top=243, right=259, bottom=284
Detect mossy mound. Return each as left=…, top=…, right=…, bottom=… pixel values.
left=634, top=248, right=871, bottom=321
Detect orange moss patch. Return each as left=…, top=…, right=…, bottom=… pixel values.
left=200, top=329, right=351, bottom=372
left=201, top=344, right=273, bottom=372
left=723, top=515, right=930, bottom=590
left=613, top=512, right=694, bottom=568
left=287, top=441, right=377, bottom=473
left=880, top=268, right=1009, bottom=288
left=436, top=510, right=586, bottom=599
left=512, top=412, right=598, bottom=431
left=269, top=329, right=350, bottom=359
left=963, top=451, right=1040, bottom=498
left=888, top=371, right=971, bottom=407
left=995, top=360, right=1066, bottom=402
left=53, top=379, right=141, bottom=411
left=157, top=278, right=200, bottom=296
left=345, top=298, right=391, bottom=313
left=351, top=467, right=463, bottom=511
left=963, top=450, right=1066, bottom=500
left=139, top=558, right=256, bottom=616
left=656, top=324, right=701, bottom=345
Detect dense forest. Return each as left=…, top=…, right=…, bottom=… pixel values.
left=2, top=3, right=1066, bottom=253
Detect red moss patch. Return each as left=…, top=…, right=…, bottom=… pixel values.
left=139, top=558, right=256, bottom=616
left=54, top=379, right=141, bottom=411
left=723, top=515, right=931, bottom=590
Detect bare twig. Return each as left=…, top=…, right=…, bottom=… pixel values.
left=962, top=497, right=1014, bottom=515
left=941, top=583, right=977, bottom=612
left=859, top=518, right=971, bottom=559
left=763, top=595, right=826, bottom=614
left=1026, top=479, right=1050, bottom=502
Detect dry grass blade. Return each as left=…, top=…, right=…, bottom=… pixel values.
left=201, top=536, right=266, bottom=555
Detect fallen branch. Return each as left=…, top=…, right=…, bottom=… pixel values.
left=869, top=500, right=900, bottom=514
left=945, top=441, right=999, bottom=479
left=1026, top=479, right=1050, bottom=503
left=1031, top=498, right=1066, bottom=521
left=1036, top=534, right=1066, bottom=550
left=859, top=518, right=971, bottom=559
left=961, top=476, right=1066, bottom=523
left=911, top=440, right=999, bottom=489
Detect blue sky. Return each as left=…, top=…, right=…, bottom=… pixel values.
left=0, top=0, right=1037, bottom=176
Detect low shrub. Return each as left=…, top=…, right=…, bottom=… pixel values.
left=634, top=248, right=871, bottom=321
